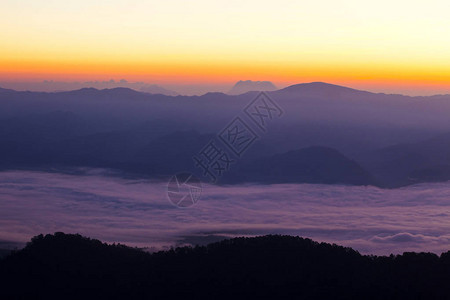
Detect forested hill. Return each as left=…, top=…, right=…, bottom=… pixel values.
left=1, top=233, right=449, bottom=299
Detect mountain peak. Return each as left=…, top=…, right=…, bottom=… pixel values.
left=228, top=80, right=277, bottom=95
left=275, top=82, right=372, bottom=98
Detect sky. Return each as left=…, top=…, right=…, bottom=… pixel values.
left=1, top=0, right=450, bottom=95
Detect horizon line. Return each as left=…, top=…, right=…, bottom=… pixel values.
left=2, top=81, right=450, bottom=98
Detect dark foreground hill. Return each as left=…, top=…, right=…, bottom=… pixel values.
left=1, top=233, right=449, bottom=299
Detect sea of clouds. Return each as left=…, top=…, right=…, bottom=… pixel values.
left=0, top=170, right=449, bottom=255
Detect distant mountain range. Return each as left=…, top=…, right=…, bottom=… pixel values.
left=1, top=233, right=449, bottom=299
left=0, top=80, right=179, bottom=96
left=1, top=82, right=450, bottom=187
left=228, top=80, right=277, bottom=94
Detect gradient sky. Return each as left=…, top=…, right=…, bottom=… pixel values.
left=1, top=0, right=450, bottom=95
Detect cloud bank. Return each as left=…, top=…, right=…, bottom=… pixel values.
left=0, top=170, right=449, bottom=255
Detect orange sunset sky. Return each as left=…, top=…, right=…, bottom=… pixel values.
left=1, top=0, right=450, bottom=95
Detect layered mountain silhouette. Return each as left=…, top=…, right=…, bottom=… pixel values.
left=2, top=82, right=450, bottom=187
left=228, top=80, right=277, bottom=95
left=0, top=119, right=374, bottom=185
left=1, top=233, right=449, bottom=299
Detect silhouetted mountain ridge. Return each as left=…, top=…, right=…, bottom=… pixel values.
left=3, top=82, right=450, bottom=186
left=363, top=132, right=450, bottom=186
left=228, top=146, right=375, bottom=185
